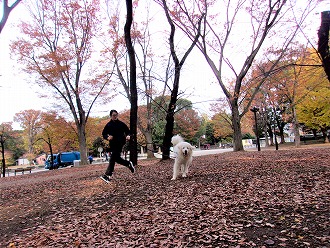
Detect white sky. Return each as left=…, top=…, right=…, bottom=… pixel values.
left=0, top=1, right=220, bottom=128
left=0, top=0, right=328, bottom=128
left=0, top=3, right=43, bottom=126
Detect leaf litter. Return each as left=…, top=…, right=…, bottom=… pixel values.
left=0, top=147, right=329, bottom=247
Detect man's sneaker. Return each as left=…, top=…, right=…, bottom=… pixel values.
left=100, top=174, right=111, bottom=183
left=128, top=161, right=135, bottom=173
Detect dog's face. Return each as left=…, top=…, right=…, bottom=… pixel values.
left=178, top=143, right=192, bottom=157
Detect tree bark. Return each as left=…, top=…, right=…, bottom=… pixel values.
left=162, top=92, right=178, bottom=160
left=279, top=122, right=285, bottom=144
left=124, top=0, right=138, bottom=165
left=292, top=107, right=301, bottom=148
left=138, top=121, right=155, bottom=159
left=267, top=122, right=274, bottom=146
left=263, top=110, right=269, bottom=147
left=318, top=11, right=330, bottom=82
left=231, top=100, right=244, bottom=151
left=144, top=132, right=154, bottom=158
left=1, top=138, right=6, bottom=177
left=321, top=128, right=330, bottom=143
left=77, top=124, right=88, bottom=166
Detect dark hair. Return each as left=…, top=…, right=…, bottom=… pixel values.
left=110, top=110, right=118, bottom=116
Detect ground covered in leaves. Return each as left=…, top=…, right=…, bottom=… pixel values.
left=0, top=147, right=329, bottom=247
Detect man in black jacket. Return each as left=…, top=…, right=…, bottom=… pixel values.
left=100, top=110, right=135, bottom=183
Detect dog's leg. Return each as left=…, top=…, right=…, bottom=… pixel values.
left=182, top=164, right=187, bottom=178
left=180, top=164, right=185, bottom=176
left=171, top=162, right=179, bottom=180
left=182, top=158, right=192, bottom=178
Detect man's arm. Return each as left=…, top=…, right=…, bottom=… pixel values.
left=123, top=122, right=131, bottom=140
left=102, top=123, right=110, bottom=140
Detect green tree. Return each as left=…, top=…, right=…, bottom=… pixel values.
left=0, top=123, right=24, bottom=176
left=151, top=96, right=201, bottom=147
left=204, top=122, right=215, bottom=145
left=35, top=111, right=75, bottom=157
left=297, top=78, right=330, bottom=142
left=211, top=112, right=233, bottom=142
left=14, top=109, right=42, bottom=154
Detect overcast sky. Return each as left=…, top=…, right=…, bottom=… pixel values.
left=0, top=0, right=328, bottom=129
left=0, top=1, right=222, bottom=129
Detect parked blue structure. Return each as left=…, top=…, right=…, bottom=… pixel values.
left=44, top=152, right=80, bottom=169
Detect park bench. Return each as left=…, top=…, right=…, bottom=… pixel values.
left=13, top=167, right=32, bottom=176
left=92, top=157, right=104, bottom=163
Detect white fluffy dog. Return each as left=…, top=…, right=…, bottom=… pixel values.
left=171, top=135, right=193, bottom=180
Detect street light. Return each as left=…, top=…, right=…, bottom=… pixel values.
left=250, top=106, right=261, bottom=151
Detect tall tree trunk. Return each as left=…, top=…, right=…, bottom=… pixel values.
left=264, top=123, right=269, bottom=147
left=145, top=132, right=154, bottom=159
left=162, top=67, right=180, bottom=159
left=231, top=101, right=244, bottom=151
left=321, top=128, right=330, bottom=143
left=125, top=0, right=138, bottom=165
left=162, top=96, right=177, bottom=160
left=28, top=128, right=34, bottom=154
left=138, top=122, right=155, bottom=159
left=1, top=139, right=6, bottom=177
left=318, top=11, right=330, bottom=82
left=267, top=122, right=274, bottom=146
left=292, top=107, right=301, bottom=148
left=160, top=0, right=203, bottom=160
left=47, top=137, right=55, bottom=168
left=279, top=122, right=285, bottom=144
left=263, top=111, right=269, bottom=147
left=161, top=0, right=180, bottom=160
left=77, top=124, right=88, bottom=165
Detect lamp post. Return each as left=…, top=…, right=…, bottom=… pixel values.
left=250, top=106, right=261, bottom=151
left=273, top=108, right=279, bottom=150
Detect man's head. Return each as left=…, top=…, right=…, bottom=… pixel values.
left=110, top=110, right=118, bottom=121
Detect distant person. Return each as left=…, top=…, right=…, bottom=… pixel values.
left=100, top=110, right=135, bottom=183
left=88, top=155, right=93, bottom=164
left=106, top=152, right=110, bottom=161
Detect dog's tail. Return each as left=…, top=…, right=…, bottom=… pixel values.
left=171, top=135, right=184, bottom=146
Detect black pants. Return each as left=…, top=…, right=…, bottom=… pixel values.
left=105, top=149, right=130, bottom=176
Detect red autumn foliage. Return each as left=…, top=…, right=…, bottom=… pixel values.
left=0, top=146, right=329, bottom=247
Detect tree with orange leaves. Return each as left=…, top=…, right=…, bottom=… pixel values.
left=33, top=111, right=78, bottom=168
left=252, top=45, right=328, bottom=147
left=174, top=108, right=201, bottom=142
left=14, top=109, right=42, bottom=155
left=10, top=0, right=116, bottom=165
